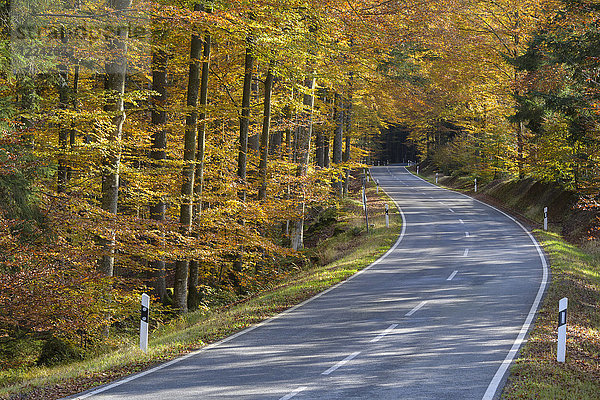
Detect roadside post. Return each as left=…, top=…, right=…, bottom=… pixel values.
left=544, top=207, right=548, bottom=231
left=557, top=297, right=568, bottom=362
left=474, top=178, right=477, bottom=193
left=385, top=204, right=389, bottom=228
left=416, top=166, right=419, bottom=175
left=140, top=293, right=149, bottom=353
left=435, top=172, right=438, bottom=184
left=376, top=179, right=379, bottom=194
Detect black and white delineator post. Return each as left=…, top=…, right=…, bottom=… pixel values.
left=435, top=173, right=438, bottom=184
left=416, top=166, right=419, bottom=175
left=474, top=178, right=478, bottom=193
left=544, top=207, right=548, bottom=231
left=376, top=179, right=379, bottom=194
left=557, top=297, right=568, bottom=363
left=385, top=204, right=389, bottom=228
left=140, top=293, right=149, bottom=353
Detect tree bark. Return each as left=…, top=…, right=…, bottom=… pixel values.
left=174, top=3, right=203, bottom=314
left=332, top=93, right=344, bottom=198
left=189, top=10, right=211, bottom=311
left=149, top=47, right=168, bottom=304
left=343, top=89, right=352, bottom=198
left=238, top=37, right=254, bottom=202
left=290, top=75, right=315, bottom=250
left=258, top=66, right=274, bottom=201
left=99, top=0, right=132, bottom=277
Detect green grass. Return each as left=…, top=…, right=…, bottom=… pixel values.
left=0, top=184, right=402, bottom=400
left=501, top=230, right=600, bottom=400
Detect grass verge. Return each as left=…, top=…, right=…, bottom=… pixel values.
left=501, top=231, right=600, bottom=399
left=0, top=183, right=401, bottom=400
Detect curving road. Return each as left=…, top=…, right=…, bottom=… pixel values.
left=68, top=165, right=547, bottom=400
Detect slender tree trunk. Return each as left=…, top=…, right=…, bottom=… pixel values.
left=316, top=126, right=324, bottom=167
left=238, top=37, right=254, bottom=202
left=258, top=65, right=274, bottom=201
left=174, top=3, right=203, bottom=314
left=57, top=61, right=70, bottom=194
left=517, top=121, right=525, bottom=179
left=332, top=93, right=344, bottom=198
left=149, top=47, right=168, bottom=304
left=343, top=89, right=352, bottom=198
left=290, top=75, right=315, bottom=250
left=100, top=0, right=132, bottom=277
left=189, top=13, right=212, bottom=311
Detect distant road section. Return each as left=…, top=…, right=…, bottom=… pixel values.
left=67, top=165, right=547, bottom=400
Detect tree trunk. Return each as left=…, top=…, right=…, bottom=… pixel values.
left=332, top=93, right=344, bottom=198
left=57, top=61, right=70, bottom=194
left=517, top=121, right=525, bottom=179
left=258, top=66, right=274, bottom=201
left=194, top=20, right=211, bottom=216
left=189, top=15, right=211, bottom=311
left=290, top=75, right=315, bottom=251
left=100, top=0, right=132, bottom=277
left=238, top=37, right=254, bottom=202
left=149, top=47, right=168, bottom=304
left=343, top=89, right=352, bottom=198
left=174, top=3, right=203, bottom=314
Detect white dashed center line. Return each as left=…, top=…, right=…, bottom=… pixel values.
left=279, top=386, right=307, bottom=400
left=370, top=324, right=398, bottom=343
left=405, top=301, right=428, bottom=317
left=463, top=248, right=469, bottom=257
left=447, top=271, right=458, bottom=281
left=322, top=352, right=361, bottom=375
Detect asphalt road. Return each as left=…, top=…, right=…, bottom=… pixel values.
left=68, top=166, right=548, bottom=400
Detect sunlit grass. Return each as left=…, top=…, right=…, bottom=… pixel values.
left=502, top=230, right=600, bottom=400
left=0, top=184, right=401, bottom=400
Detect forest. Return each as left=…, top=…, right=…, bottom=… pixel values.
left=1, top=0, right=599, bottom=377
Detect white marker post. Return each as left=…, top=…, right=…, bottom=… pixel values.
left=435, top=172, right=438, bottom=184
left=416, top=166, right=419, bottom=175
left=474, top=178, right=478, bottom=193
left=385, top=204, right=389, bottom=228
left=544, top=207, right=548, bottom=231
left=557, top=297, right=568, bottom=363
left=376, top=179, right=379, bottom=194
left=140, top=293, right=149, bottom=353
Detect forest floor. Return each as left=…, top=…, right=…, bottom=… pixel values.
left=412, top=166, right=600, bottom=400
left=0, top=179, right=402, bottom=400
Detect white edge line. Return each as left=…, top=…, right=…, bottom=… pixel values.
left=405, top=300, right=428, bottom=317
left=69, top=173, right=408, bottom=400
left=321, top=351, right=361, bottom=375
left=447, top=271, right=458, bottom=281
left=463, top=248, right=470, bottom=257
left=279, top=386, right=307, bottom=400
left=370, top=323, right=399, bottom=343
left=404, top=167, right=549, bottom=400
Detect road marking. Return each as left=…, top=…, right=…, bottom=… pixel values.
left=465, top=231, right=470, bottom=237
left=447, top=271, right=458, bottom=281
left=459, top=219, right=464, bottom=224
left=463, top=248, right=469, bottom=257
left=404, top=167, right=549, bottom=400
left=405, top=301, right=428, bottom=316
left=449, top=208, right=455, bottom=213
left=279, top=386, right=307, bottom=400
left=322, top=352, right=361, bottom=375
left=370, top=324, right=398, bottom=343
